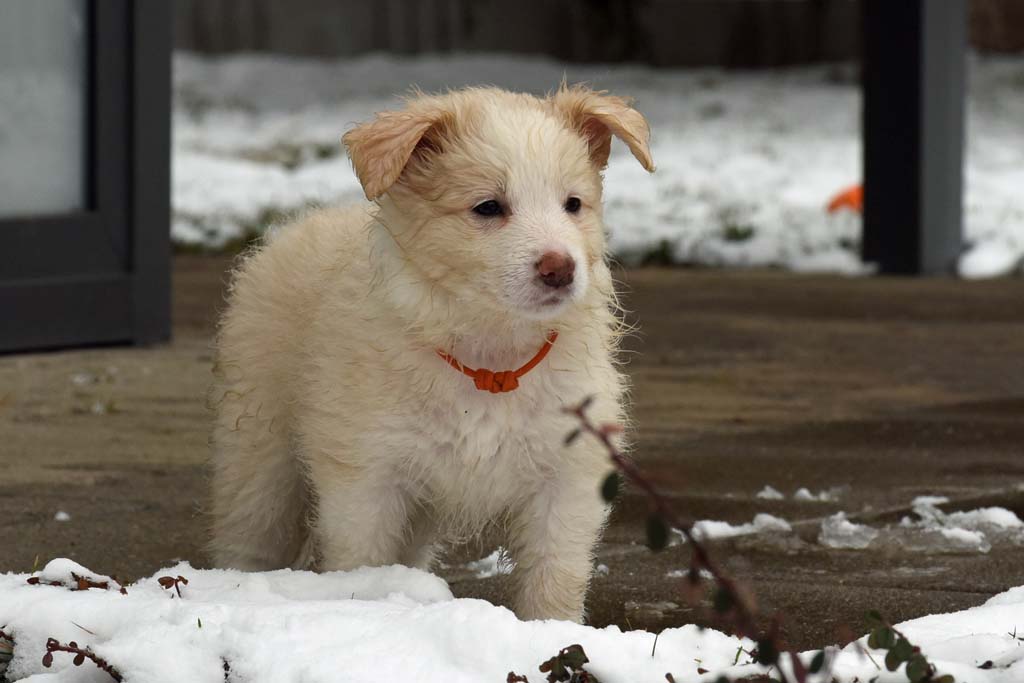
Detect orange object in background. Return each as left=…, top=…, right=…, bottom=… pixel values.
left=827, top=184, right=863, bottom=213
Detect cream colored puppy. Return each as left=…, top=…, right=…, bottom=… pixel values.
left=208, top=85, right=654, bottom=622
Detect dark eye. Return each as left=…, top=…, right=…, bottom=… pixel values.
left=564, top=197, right=582, bottom=214
left=472, top=200, right=504, bottom=217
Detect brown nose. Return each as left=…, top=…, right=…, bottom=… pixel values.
left=536, top=251, right=575, bottom=289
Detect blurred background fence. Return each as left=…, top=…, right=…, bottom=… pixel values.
left=175, top=0, right=1023, bottom=66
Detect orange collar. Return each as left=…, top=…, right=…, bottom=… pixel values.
left=437, top=331, right=558, bottom=394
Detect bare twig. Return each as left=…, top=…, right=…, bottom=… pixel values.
left=27, top=572, right=127, bottom=595
left=42, top=638, right=122, bottom=682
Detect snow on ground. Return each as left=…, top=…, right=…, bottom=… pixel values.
left=689, top=513, right=793, bottom=540
left=173, top=52, right=1024, bottom=277
left=463, top=548, right=515, bottom=579
left=819, top=497, right=1024, bottom=554
left=819, top=512, right=880, bottom=550
left=756, top=484, right=786, bottom=500
left=666, top=495, right=1022, bottom=554
left=755, top=485, right=843, bottom=501
left=2, top=559, right=1023, bottom=682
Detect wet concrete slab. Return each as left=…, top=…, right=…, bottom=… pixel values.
left=2, top=256, right=1023, bottom=651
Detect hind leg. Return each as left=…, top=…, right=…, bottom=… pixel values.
left=398, top=505, right=440, bottom=571
left=208, top=389, right=307, bottom=571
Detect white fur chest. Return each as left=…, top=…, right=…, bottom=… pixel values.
left=368, top=344, right=615, bottom=527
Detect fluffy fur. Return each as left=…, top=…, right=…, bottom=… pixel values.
left=208, top=85, right=654, bottom=622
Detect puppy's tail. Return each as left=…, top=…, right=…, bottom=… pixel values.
left=207, top=393, right=313, bottom=571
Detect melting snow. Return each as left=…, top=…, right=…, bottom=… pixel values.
left=819, top=512, right=879, bottom=550
left=683, top=513, right=793, bottom=541
left=819, top=497, right=1024, bottom=553
left=464, top=548, right=515, bottom=579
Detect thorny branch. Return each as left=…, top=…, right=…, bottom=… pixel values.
left=567, top=398, right=810, bottom=683
left=42, top=638, right=123, bottom=682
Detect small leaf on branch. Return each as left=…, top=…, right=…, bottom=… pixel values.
left=891, top=637, right=913, bottom=663
left=754, top=639, right=777, bottom=666
left=601, top=472, right=621, bottom=502
left=875, top=627, right=895, bottom=649
left=559, top=644, right=589, bottom=670
left=905, top=654, right=929, bottom=682
left=646, top=515, right=669, bottom=551
left=712, top=587, right=735, bottom=614
left=564, top=428, right=582, bottom=446
left=809, top=650, right=826, bottom=674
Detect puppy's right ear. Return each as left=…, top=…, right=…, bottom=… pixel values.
left=343, top=102, right=452, bottom=200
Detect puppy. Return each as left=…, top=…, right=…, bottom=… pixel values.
left=208, top=85, right=654, bottom=622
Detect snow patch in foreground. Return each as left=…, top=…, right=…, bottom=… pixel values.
left=1, top=559, right=749, bottom=683
left=2, top=559, right=1024, bottom=682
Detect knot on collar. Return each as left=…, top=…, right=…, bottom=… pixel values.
left=472, top=369, right=519, bottom=393
left=438, top=331, right=558, bottom=394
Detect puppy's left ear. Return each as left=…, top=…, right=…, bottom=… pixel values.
left=342, top=101, right=452, bottom=200
left=551, top=85, right=655, bottom=172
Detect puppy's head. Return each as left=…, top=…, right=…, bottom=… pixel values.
left=343, top=85, right=653, bottom=321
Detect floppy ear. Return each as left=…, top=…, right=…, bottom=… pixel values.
left=342, top=102, right=452, bottom=200
left=550, top=85, right=655, bottom=172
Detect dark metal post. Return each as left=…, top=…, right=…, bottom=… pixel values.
left=131, top=0, right=172, bottom=344
left=861, top=0, right=967, bottom=275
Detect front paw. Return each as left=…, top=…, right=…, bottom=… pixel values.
left=514, top=564, right=590, bottom=623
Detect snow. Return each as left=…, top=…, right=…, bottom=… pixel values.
left=959, top=239, right=1022, bottom=279
left=819, top=498, right=1024, bottom=553
left=2, top=559, right=750, bottom=683
left=819, top=512, right=879, bottom=549
left=463, top=548, right=515, bottom=579
left=35, top=559, right=123, bottom=593
left=666, top=569, right=713, bottom=580
left=793, top=487, right=836, bottom=502
left=755, top=485, right=785, bottom=500
left=52, top=511, right=71, bottom=523
left=755, top=485, right=841, bottom=502
left=686, top=513, right=792, bottom=541
left=846, top=591, right=1024, bottom=683
left=2, top=558, right=1023, bottom=682
left=172, top=52, right=1024, bottom=277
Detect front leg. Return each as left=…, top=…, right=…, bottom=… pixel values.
left=507, top=461, right=610, bottom=622
left=306, top=456, right=411, bottom=571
